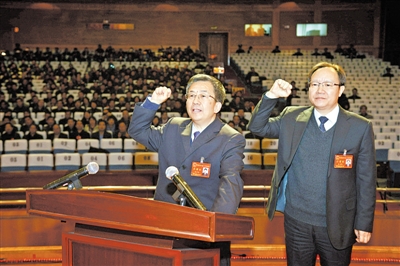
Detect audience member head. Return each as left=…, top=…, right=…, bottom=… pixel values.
left=98, top=119, right=106, bottom=132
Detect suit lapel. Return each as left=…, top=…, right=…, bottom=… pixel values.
left=328, top=108, right=351, bottom=176
left=191, top=119, right=222, bottom=148
left=181, top=122, right=192, bottom=155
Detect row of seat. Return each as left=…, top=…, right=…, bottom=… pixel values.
left=2, top=135, right=400, bottom=156
left=0, top=152, right=158, bottom=172
left=0, top=151, right=278, bottom=172
left=0, top=138, right=147, bottom=154
left=2, top=145, right=399, bottom=172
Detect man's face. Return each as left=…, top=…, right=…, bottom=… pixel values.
left=5, top=124, right=13, bottom=134
left=47, top=117, right=55, bottom=126
left=98, top=122, right=106, bottom=132
left=76, top=121, right=83, bottom=130
left=360, top=106, right=367, bottom=115
left=53, top=125, right=61, bottom=135
left=25, top=117, right=33, bottom=126
left=119, top=123, right=127, bottom=132
left=308, top=67, right=345, bottom=115
left=29, top=125, right=37, bottom=135
left=186, top=81, right=221, bottom=129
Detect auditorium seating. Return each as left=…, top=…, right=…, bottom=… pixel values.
left=82, top=152, right=107, bottom=170
left=244, top=139, right=261, bottom=153
left=0, top=48, right=398, bottom=176
left=375, top=139, right=392, bottom=162
left=28, top=154, right=54, bottom=171
left=134, top=152, right=159, bottom=169
left=53, top=139, right=76, bottom=154
left=100, top=138, right=123, bottom=153
left=4, top=139, right=28, bottom=154
left=108, top=152, right=134, bottom=170
left=77, top=139, right=100, bottom=154
left=263, top=152, right=278, bottom=170
left=1, top=154, right=27, bottom=172
left=243, top=152, right=262, bottom=169
left=29, top=139, right=52, bottom=154
left=124, top=139, right=147, bottom=153
left=54, top=153, right=81, bottom=171
left=388, top=149, right=400, bottom=187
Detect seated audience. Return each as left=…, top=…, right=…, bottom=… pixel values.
left=2, top=122, right=20, bottom=141
left=272, top=46, right=281, bottom=53
left=47, top=124, right=68, bottom=142
left=359, top=105, right=374, bottom=119
left=347, top=88, right=361, bottom=101
left=113, top=121, right=130, bottom=139
left=24, top=124, right=43, bottom=140
left=292, top=48, right=303, bottom=56
left=69, top=120, right=90, bottom=140
left=91, top=119, right=112, bottom=140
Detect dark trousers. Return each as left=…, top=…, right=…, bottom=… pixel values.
left=284, top=214, right=352, bottom=266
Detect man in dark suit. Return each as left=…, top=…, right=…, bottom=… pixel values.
left=91, top=120, right=112, bottom=140
left=128, top=74, right=245, bottom=266
left=248, top=62, right=376, bottom=266
left=24, top=124, right=43, bottom=141
left=47, top=124, right=68, bottom=142
left=69, top=120, right=90, bottom=140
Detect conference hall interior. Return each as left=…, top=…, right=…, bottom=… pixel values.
left=0, top=0, right=399, bottom=265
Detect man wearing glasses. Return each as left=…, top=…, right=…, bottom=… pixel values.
left=128, top=74, right=245, bottom=265
left=248, top=62, right=376, bottom=266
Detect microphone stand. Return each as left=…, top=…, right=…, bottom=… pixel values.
left=172, top=188, right=187, bottom=207
left=67, top=179, right=83, bottom=190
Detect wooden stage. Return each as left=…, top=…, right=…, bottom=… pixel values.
left=1, top=170, right=399, bottom=265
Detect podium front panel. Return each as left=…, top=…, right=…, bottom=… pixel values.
left=27, top=190, right=254, bottom=242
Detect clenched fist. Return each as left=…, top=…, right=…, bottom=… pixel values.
left=267, top=79, right=293, bottom=98
left=150, top=86, right=172, bottom=105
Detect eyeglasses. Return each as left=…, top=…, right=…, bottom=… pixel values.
left=309, top=82, right=344, bottom=89
left=186, top=92, right=217, bottom=102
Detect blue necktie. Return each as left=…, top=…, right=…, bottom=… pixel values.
left=193, top=131, right=200, bottom=140
left=319, top=116, right=328, bottom=132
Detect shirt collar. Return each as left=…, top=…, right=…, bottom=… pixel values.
left=313, top=105, right=339, bottom=130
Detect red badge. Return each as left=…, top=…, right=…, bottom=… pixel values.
left=334, top=154, right=353, bottom=169
left=191, top=161, right=211, bottom=178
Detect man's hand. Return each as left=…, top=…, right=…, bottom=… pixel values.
left=267, top=79, right=292, bottom=98
left=354, top=229, right=372, bottom=244
left=150, top=86, right=172, bottom=105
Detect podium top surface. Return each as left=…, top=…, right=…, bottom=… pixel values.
left=26, top=190, right=254, bottom=242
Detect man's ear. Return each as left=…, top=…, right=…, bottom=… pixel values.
left=338, top=85, right=345, bottom=97
left=214, top=101, right=222, bottom=113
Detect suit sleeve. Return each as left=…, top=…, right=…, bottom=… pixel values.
left=247, top=94, right=281, bottom=138
left=128, top=103, right=163, bottom=152
left=354, top=121, right=376, bottom=232
left=210, top=132, right=246, bottom=214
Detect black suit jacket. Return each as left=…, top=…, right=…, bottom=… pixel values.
left=248, top=95, right=376, bottom=250
left=48, top=133, right=68, bottom=141
left=91, top=131, right=112, bottom=140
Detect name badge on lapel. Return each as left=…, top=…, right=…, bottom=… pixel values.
left=191, top=157, right=211, bottom=178
left=334, top=149, right=353, bottom=169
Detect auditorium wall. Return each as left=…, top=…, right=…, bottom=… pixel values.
left=0, top=1, right=380, bottom=56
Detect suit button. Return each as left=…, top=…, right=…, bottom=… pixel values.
left=182, top=165, right=186, bottom=170
left=283, top=166, right=286, bottom=171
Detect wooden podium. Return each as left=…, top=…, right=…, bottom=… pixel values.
left=26, top=190, right=254, bottom=266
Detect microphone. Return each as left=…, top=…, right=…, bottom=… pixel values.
left=165, top=166, right=207, bottom=211
left=43, top=162, right=99, bottom=190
